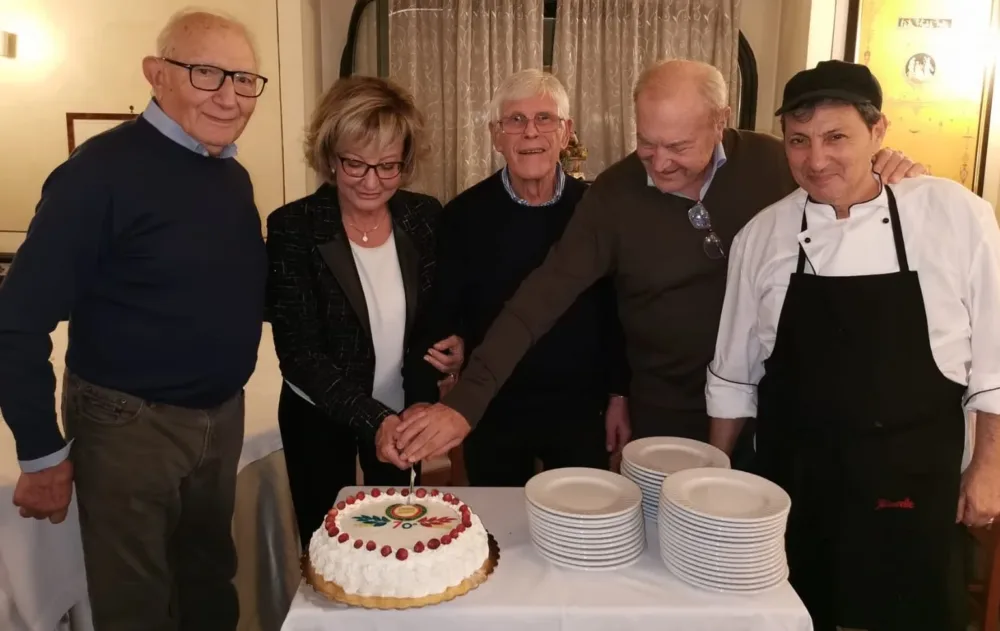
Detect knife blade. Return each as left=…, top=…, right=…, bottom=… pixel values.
left=407, top=465, right=415, bottom=504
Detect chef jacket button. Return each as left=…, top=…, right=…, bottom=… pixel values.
left=804, top=237, right=812, bottom=244
left=882, top=217, right=889, bottom=224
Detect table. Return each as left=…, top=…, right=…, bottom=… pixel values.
left=0, top=323, right=293, bottom=631
left=282, top=487, right=814, bottom=631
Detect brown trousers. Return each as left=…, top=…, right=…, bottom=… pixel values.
left=63, top=372, right=244, bottom=631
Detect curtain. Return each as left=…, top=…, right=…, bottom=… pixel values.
left=552, top=0, right=742, bottom=179
left=388, top=0, right=544, bottom=202
left=353, top=2, right=380, bottom=78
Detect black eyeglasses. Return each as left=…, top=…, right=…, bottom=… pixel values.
left=337, top=155, right=405, bottom=180
left=688, top=202, right=726, bottom=259
left=498, top=112, right=563, bottom=135
left=162, top=58, right=268, bottom=98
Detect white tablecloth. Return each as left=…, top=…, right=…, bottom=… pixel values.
left=283, top=486, right=814, bottom=631
left=0, top=323, right=287, bottom=631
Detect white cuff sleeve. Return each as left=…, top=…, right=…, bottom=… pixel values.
left=20, top=440, right=72, bottom=473
left=706, top=367, right=757, bottom=419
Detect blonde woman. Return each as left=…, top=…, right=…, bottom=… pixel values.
left=265, top=76, right=463, bottom=547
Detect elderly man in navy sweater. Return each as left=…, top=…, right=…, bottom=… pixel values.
left=0, top=10, right=267, bottom=631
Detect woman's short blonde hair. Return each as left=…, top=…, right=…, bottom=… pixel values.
left=305, top=76, right=426, bottom=184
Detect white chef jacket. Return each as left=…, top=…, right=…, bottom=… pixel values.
left=706, top=176, right=1000, bottom=466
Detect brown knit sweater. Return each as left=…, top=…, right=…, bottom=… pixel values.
left=443, top=128, right=798, bottom=427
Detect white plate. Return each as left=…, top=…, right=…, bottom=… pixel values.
left=533, top=525, right=644, bottom=551
left=538, top=542, right=645, bottom=571
left=623, top=437, right=730, bottom=475
left=663, top=555, right=788, bottom=593
left=526, top=500, right=637, bottom=528
left=660, top=468, right=791, bottom=523
left=660, top=504, right=786, bottom=539
left=534, top=535, right=645, bottom=561
left=531, top=517, right=643, bottom=540
left=525, top=468, right=642, bottom=519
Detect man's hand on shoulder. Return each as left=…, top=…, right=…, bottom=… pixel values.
left=14, top=458, right=74, bottom=524
left=395, top=403, right=471, bottom=463
left=872, top=148, right=927, bottom=183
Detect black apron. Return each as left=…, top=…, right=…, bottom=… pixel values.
left=754, top=186, right=967, bottom=631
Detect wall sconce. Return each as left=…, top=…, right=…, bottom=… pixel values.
left=0, top=31, right=16, bottom=59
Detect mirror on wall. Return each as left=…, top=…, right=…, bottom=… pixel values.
left=847, top=0, right=999, bottom=194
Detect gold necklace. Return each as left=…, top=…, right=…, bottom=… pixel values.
left=346, top=211, right=386, bottom=243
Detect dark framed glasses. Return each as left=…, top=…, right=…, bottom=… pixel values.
left=162, top=58, right=268, bottom=98
left=337, top=155, right=404, bottom=180
left=498, top=112, right=562, bottom=135
left=688, top=202, right=726, bottom=260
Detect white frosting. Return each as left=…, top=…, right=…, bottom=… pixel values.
left=308, top=489, right=490, bottom=599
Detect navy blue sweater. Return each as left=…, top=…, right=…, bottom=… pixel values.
left=0, top=116, right=266, bottom=462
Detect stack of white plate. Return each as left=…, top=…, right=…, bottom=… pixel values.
left=621, top=437, right=731, bottom=519
left=525, top=467, right=645, bottom=571
left=658, top=467, right=791, bottom=593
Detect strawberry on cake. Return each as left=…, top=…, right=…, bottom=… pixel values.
left=304, top=488, right=496, bottom=608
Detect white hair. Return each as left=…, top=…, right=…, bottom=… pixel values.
left=488, top=69, right=571, bottom=122
left=633, top=59, right=728, bottom=114
left=156, top=8, right=259, bottom=67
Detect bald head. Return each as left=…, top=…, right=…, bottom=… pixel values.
left=633, top=59, right=728, bottom=115
left=143, top=10, right=262, bottom=155
left=633, top=60, right=729, bottom=197
left=156, top=10, right=259, bottom=69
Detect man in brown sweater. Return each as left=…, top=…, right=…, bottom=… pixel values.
left=388, top=59, right=922, bottom=466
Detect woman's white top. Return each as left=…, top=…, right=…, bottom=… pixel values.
left=706, top=176, right=1000, bottom=468
left=349, top=233, right=407, bottom=412
left=286, top=231, right=407, bottom=414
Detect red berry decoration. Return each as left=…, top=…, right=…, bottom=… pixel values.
left=354, top=539, right=364, bottom=549
left=443, top=493, right=454, bottom=502
left=413, top=541, right=425, bottom=553
left=441, top=535, right=453, bottom=545
left=387, top=488, right=396, bottom=496
left=449, top=528, right=459, bottom=539
left=416, top=488, right=427, bottom=498
left=457, top=524, right=466, bottom=533
left=328, top=526, right=340, bottom=537
left=428, top=538, right=441, bottom=550
left=462, top=516, right=473, bottom=528
left=431, top=489, right=439, bottom=497
left=346, top=496, right=356, bottom=505
left=371, top=488, right=381, bottom=498
left=366, top=541, right=376, bottom=551
left=396, top=548, right=409, bottom=561
left=338, top=533, right=350, bottom=543
left=336, top=501, right=346, bottom=510
left=327, top=508, right=338, bottom=517
left=381, top=545, right=392, bottom=557
left=401, top=488, right=410, bottom=497
left=356, top=491, right=366, bottom=500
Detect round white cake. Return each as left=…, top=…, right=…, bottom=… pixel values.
left=306, top=487, right=491, bottom=604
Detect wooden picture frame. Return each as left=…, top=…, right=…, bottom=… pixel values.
left=66, top=112, right=137, bottom=154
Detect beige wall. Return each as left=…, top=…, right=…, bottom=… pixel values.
left=0, top=0, right=285, bottom=250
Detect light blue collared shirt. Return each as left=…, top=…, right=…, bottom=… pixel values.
left=142, top=100, right=239, bottom=159
left=502, top=164, right=567, bottom=206
left=646, top=142, right=727, bottom=201
left=19, top=101, right=240, bottom=473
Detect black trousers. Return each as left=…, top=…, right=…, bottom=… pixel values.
left=276, top=383, right=414, bottom=549
left=463, top=393, right=609, bottom=487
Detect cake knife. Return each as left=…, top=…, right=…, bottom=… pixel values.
left=407, top=465, right=415, bottom=504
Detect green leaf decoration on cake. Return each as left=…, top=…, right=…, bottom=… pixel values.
left=353, top=514, right=390, bottom=527
left=417, top=515, right=456, bottom=528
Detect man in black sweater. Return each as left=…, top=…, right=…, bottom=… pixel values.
left=423, top=70, right=628, bottom=485
left=0, top=10, right=268, bottom=631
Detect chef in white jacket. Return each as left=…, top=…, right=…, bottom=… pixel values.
left=706, top=60, right=1000, bottom=631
